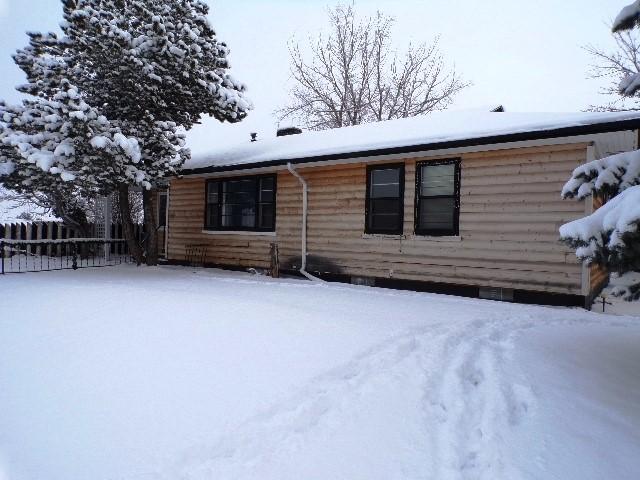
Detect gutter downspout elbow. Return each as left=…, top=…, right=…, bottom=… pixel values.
left=287, top=162, right=323, bottom=282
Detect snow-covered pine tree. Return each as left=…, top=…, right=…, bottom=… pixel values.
left=613, top=1, right=640, bottom=95
left=560, top=3, right=640, bottom=300
left=0, top=0, right=251, bottom=264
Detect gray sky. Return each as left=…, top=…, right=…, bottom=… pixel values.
left=0, top=0, right=624, bottom=155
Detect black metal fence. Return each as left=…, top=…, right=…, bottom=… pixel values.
left=1, top=239, right=133, bottom=274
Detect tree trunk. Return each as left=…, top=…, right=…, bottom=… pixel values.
left=143, top=188, right=158, bottom=266
left=118, top=184, right=144, bottom=265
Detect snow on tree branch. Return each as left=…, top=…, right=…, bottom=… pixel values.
left=561, top=149, right=640, bottom=200
left=613, top=1, right=640, bottom=33
left=608, top=271, right=640, bottom=300
left=560, top=148, right=640, bottom=301
left=560, top=3, right=640, bottom=301
left=584, top=29, right=640, bottom=111
left=560, top=184, right=640, bottom=261
left=613, top=1, right=640, bottom=96
left=0, top=0, right=251, bottom=265
left=0, top=0, right=251, bottom=198
left=561, top=184, right=640, bottom=301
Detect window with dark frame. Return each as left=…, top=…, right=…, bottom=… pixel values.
left=415, top=159, right=460, bottom=236
left=365, top=164, right=404, bottom=235
left=205, top=175, right=276, bottom=231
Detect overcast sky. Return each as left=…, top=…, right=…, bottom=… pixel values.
left=0, top=0, right=624, bottom=155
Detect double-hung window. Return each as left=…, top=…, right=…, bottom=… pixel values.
left=415, top=159, right=460, bottom=236
left=365, top=164, right=404, bottom=234
left=205, top=175, right=276, bottom=231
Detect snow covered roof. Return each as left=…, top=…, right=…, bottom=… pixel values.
left=183, top=109, right=640, bottom=174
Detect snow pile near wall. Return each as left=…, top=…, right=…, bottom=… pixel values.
left=185, top=109, right=640, bottom=171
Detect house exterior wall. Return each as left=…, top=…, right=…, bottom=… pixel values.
left=593, top=129, right=638, bottom=157
left=167, top=142, right=590, bottom=298
left=166, top=177, right=276, bottom=268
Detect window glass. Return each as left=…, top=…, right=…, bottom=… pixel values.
left=371, top=168, right=400, bottom=198
left=205, top=176, right=275, bottom=231
left=420, top=163, right=455, bottom=196
left=222, top=179, right=257, bottom=228
left=207, top=205, right=220, bottom=228
left=366, top=165, right=403, bottom=234
left=416, top=161, right=459, bottom=236
left=258, top=203, right=275, bottom=229
left=206, top=182, right=220, bottom=228
left=418, top=197, right=455, bottom=231
left=207, top=181, right=219, bottom=204
left=369, top=199, right=401, bottom=231
left=259, top=177, right=275, bottom=202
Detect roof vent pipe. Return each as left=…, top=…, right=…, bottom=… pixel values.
left=286, top=162, right=323, bottom=283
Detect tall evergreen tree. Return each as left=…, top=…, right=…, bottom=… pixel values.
left=561, top=2, right=640, bottom=300
left=0, top=0, right=250, bottom=264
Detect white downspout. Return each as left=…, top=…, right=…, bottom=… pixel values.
left=287, top=162, right=323, bottom=282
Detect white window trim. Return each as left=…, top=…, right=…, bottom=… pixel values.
left=362, top=233, right=461, bottom=242
left=201, top=230, right=276, bottom=237
left=411, top=235, right=462, bottom=242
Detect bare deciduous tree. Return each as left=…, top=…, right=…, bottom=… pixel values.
left=278, top=3, right=469, bottom=130
left=585, top=29, right=640, bottom=111
left=0, top=187, right=54, bottom=221
left=0, top=186, right=93, bottom=236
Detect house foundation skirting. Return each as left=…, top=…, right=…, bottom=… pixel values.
left=164, top=259, right=587, bottom=309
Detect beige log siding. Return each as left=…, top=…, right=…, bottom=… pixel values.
left=590, top=264, right=608, bottom=295
left=278, top=143, right=588, bottom=294
left=593, top=129, right=638, bottom=157
left=166, top=177, right=276, bottom=268
left=167, top=142, right=589, bottom=295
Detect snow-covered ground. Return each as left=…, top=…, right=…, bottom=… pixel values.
left=1, top=266, right=639, bottom=480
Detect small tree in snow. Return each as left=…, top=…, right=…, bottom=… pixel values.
left=561, top=2, right=640, bottom=300
left=0, top=0, right=250, bottom=264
